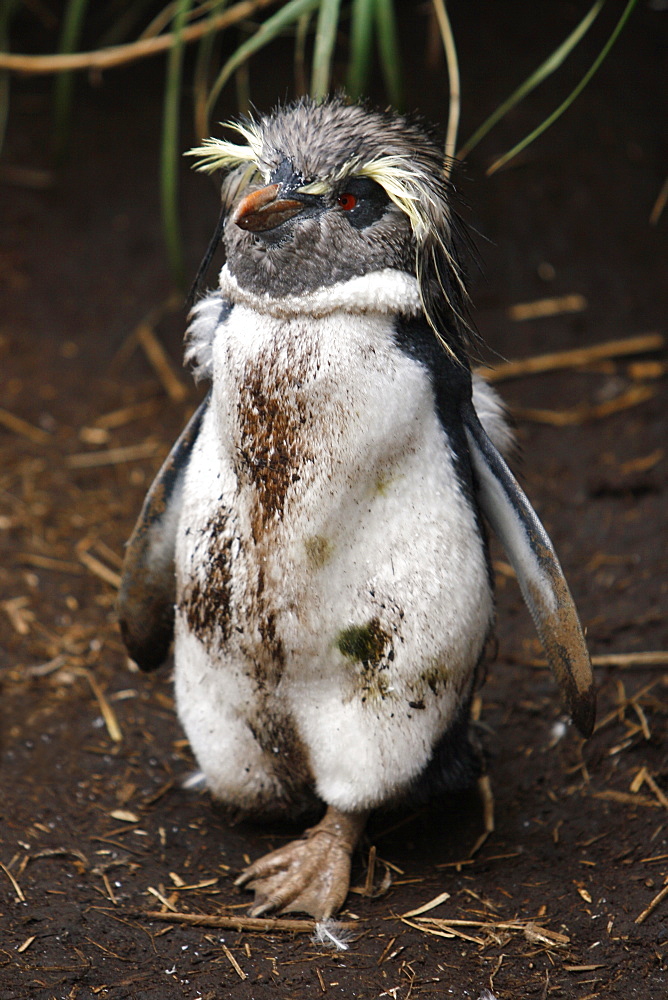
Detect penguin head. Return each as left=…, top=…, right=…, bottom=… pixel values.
left=189, top=97, right=471, bottom=360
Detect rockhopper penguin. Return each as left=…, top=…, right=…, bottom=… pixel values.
left=118, top=97, right=595, bottom=920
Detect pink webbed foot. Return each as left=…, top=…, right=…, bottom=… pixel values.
left=235, top=806, right=367, bottom=920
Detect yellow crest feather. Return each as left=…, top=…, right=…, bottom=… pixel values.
left=185, top=121, right=263, bottom=174
left=300, top=155, right=439, bottom=242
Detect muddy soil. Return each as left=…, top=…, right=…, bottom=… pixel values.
left=1, top=3, right=666, bottom=998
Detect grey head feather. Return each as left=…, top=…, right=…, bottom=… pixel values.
left=189, top=96, right=474, bottom=364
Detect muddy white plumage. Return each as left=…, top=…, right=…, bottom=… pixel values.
left=118, top=97, right=595, bottom=920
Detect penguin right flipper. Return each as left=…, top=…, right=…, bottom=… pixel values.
left=117, top=393, right=210, bottom=671
left=463, top=403, right=595, bottom=737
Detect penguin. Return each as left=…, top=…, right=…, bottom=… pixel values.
left=118, top=97, right=595, bottom=921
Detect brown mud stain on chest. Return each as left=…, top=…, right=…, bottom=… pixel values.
left=180, top=509, right=233, bottom=648
left=236, top=346, right=314, bottom=535
left=247, top=708, right=316, bottom=813
left=251, top=563, right=285, bottom=690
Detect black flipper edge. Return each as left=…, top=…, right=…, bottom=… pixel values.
left=464, top=404, right=595, bottom=737
left=117, top=393, right=210, bottom=671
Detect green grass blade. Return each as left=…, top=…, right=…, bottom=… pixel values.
left=373, top=0, right=402, bottom=108
left=346, top=0, right=374, bottom=98
left=98, top=0, right=163, bottom=47
left=234, top=42, right=251, bottom=115
left=0, top=64, right=7, bottom=160
left=52, top=0, right=90, bottom=158
left=459, top=0, right=604, bottom=160
left=206, top=0, right=320, bottom=115
left=432, top=0, right=460, bottom=175
left=161, top=0, right=195, bottom=285
left=487, top=0, right=638, bottom=174
left=311, top=0, right=342, bottom=100
left=139, top=2, right=182, bottom=42
left=294, top=11, right=312, bottom=95
left=193, top=1, right=230, bottom=139
left=0, top=0, right=20, bottom=157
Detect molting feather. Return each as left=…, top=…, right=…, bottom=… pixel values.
left=184, top=294, right=221, bottom=382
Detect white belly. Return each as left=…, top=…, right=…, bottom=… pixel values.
left=174, top=292, right=493, bottom=815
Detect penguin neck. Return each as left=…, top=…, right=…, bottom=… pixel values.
left=218, top=265, right=422, bottom=319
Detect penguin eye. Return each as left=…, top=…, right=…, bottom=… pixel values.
left=334, top=178, right=389, bottom=229
left=337, top=193, right=357, bottom=211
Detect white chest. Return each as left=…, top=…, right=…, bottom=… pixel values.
left=173, top=277, right=494, bottom=812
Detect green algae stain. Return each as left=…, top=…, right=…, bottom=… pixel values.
left=304, top=534, right=333, bottom=569
left=419, top=661, right=450, bottom=697
left=374, top=473, right=391, bottom=497
left=336, top=617, right=390, bottom=667
left=404, top=660, right=451, bottom=707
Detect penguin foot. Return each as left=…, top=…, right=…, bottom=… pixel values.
left=235, top=806, right=368, bottom=920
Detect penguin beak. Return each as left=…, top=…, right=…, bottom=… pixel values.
left=233, top=183, right=305, bottom=233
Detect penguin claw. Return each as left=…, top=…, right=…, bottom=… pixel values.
left=235, top=807, right=367, bottom=920
left=237, top=831, right=351, bottom=920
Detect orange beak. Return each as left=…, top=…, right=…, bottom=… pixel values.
left=233, top=183, right=305, bottom=233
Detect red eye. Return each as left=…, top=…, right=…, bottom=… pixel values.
left=337, top=193, right=357, bottom=211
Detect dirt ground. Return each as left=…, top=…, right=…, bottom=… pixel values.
left=1, top=3, right=666, bottom=998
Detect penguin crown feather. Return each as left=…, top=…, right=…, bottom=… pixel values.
left=186, top=97, right=473, bottom=361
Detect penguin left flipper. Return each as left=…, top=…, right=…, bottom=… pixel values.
left=463, top=404, right=596, bottom=737
left=117, top=393, right=210, bottom=672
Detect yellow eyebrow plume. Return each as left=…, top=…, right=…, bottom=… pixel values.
left=185, top=121, right=263, bottom=174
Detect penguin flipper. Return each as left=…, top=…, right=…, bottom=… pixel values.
left=117, top=393, right=209, bottom=671
left=463, top=405, right=595, bottom=737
